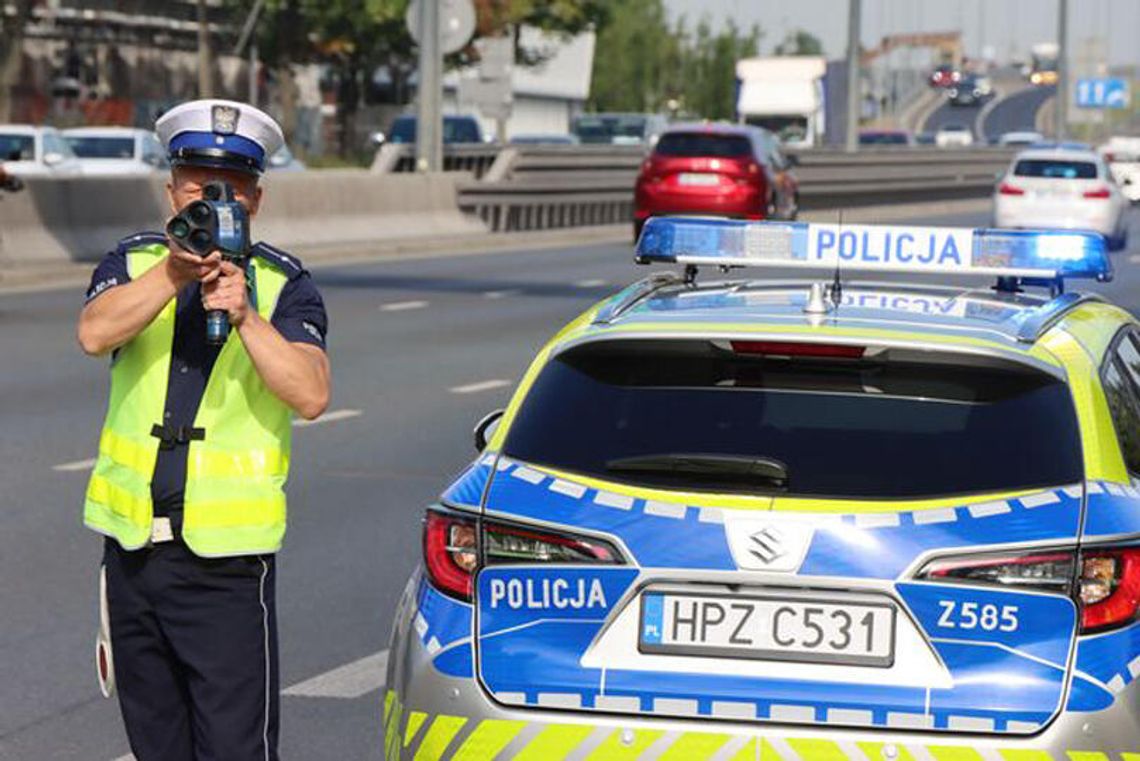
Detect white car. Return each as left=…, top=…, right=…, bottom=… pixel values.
left=1099, top=135, right=1140, bottom=203
left=62, top=127, right=167, bottom=176
left=998, top=130, right=1045, bottom=147
left=0, top=124, right=82, bottom=177
left=994, top=147, right=1129, bottom=249
left=934, top=124, right=974, bottom=147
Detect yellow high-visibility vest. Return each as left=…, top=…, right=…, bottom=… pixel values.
left=84, top=241, right=292, bottom=557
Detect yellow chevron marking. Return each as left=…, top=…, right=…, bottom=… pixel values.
left=513, top=724, right=594, bottom=760
left=729, top=739, right=785, bottom=761
left=403, top=711, right=428, bottom=748
left=1066, top=754, right=1111, bottom=761
left=412, top=715, right=467, bottom=761
left=658, top=732, right=732, bottom=760
left=929, top=747, right=986, bottom=761
left=858, top=742, right=917, bottom=761
left=451, top=720, right=527, bottom=761
left=383, top=689, right=395, bottom=723
left=999, top=751, right=1054, bottom=761
left=585, top=729, right=666, bottom=760
left=788, top=738, right=851, bottom=761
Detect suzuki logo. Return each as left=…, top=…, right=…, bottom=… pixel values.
left=748, top=526, right=787, bottom=565
left=724, top=518, right=814, bottom=572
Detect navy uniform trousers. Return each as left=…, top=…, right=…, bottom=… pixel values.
left=103, top=533, right=280, bottom=761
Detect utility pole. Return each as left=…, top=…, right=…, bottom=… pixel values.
left=414, top=0, right=442, bottom=172
left=196, top=0, right=213, bottom=98
left=1055, top=0, right=1068, bottom=140
left=234, top=0, right=266, bottom=105
left=844, top=0, right=862, bottom=152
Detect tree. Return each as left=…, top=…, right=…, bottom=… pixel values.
left=0, top=0, right=35, bottom=122
left=775, top=29, right=823, bottom=57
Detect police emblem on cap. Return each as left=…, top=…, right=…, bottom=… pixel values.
left=211, top=104, right=240, bottom=135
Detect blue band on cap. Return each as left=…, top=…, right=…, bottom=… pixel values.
left=168, top=131, right=266, bottom=170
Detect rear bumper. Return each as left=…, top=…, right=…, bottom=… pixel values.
left=384, top=571, right=1140, bottom=760
left=635, top=184, right=764, bottom=220
left=993, top=198, right=1120, bottom=237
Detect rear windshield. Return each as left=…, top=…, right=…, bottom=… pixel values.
left=573, top=116, right=648, bottom=143
left=503, top=342, right=1081, bottom=499
left=655, top=133, right=751, bottom=158
left=860, top=132, right=908, bottom=145
left=65, top=136, right=134, bottom=159
left=1014, top=159, right=1098, bottom=179
left=0, top=134, right=34, bottom=161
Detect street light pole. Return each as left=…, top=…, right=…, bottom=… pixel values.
left=415, top=0, right=442, bottom=172
left=1055, top=0, right=1068, bottom=140
left=196, top=0, right=213, bottom=98
left=844, top=0, right=862, bottom=152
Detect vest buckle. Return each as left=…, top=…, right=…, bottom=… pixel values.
left=150, top=423, right=206, bottom=449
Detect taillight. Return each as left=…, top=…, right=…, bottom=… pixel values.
left=1080, top=548, right=1140, bottom=632
left=485, top=523, right=621, bottom=565
left=1083, top=186, right=1111, bottom=199
left=998, top=182, right=1025, bottom=196
left=730, top=340, right=866, bottom=359
left=424, top=510, right=624, bottom=601
left=424, top=511, right=477, bottom=600
left=914, top=545, right=1140, bottom=633
left=916, top=550, right=1075, bottom=595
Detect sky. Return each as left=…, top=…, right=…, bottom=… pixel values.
left=662, top=0, right=1139, bottom=68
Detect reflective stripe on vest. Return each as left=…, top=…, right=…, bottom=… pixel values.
left=83, top=243, right=292, bottom=557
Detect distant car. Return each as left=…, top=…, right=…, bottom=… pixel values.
left=633, top=123, right=799, bottom=240
left=994, top=147, right=1129, bottom=249
left=509, top=134, right=580, bottom=145
left=998, top=131, right=1046, bottom=147
left=0, top=124, right=82, bottom=177
left=267, top=144, right=306, bottom=172
left=1099, top=136, right=1140, bottom=203
left=62, top=127, right=166, bottom=176
left=858, top=129, right=913, bottom=146
left=914, top=131, right=936, bottom=145
left=572, top=113, right=669, bottom=146
left=385, top=115, right=485, bottom=145
left=935, top=124, right=974, bottom=148
left=947, top=75, right=993, bottom=106
left=929, top=63, right=960, bottom=88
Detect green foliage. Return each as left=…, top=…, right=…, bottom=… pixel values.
left=588, top=0, right=760, bottom=120
left=774, top=29, right=824, bottom=57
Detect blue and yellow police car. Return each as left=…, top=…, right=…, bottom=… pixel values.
left=384, top=217, right=1140, bottom=759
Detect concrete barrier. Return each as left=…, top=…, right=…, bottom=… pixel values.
left=0, top=170, right=485, bottom=269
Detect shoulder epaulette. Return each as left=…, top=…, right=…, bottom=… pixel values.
left=115, top=231, right=167, bottom=253
left=252, top=241, right=305, bottom=279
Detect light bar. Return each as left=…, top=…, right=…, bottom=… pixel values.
left=635, top=217, right=1112, bottom=283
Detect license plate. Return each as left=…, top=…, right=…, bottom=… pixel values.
left=639, top=591, right=896, bottom=667
left=677, top=172, right=720, bottom=186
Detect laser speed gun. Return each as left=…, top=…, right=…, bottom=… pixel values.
left=166, top=181, right=251, bottom=345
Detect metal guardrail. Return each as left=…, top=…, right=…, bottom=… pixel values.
left=375, top=144, right=1014, bottom=232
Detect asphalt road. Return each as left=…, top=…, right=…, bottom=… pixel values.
left=922, top=95, right=985, bottom=140
left=981, top=85, right=1057, bottom=141
left=2, top=203, right=1139, bottom=760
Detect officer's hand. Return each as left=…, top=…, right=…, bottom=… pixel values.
left=201, top=260, right=249, bottom=327
left=165, top=238, right=221, bottom=288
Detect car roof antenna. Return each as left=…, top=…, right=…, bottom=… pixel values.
left=829, top=211, right=844, bottom=308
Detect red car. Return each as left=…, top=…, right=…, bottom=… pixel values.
left=929, top=63, right=961, bottom=88
left=633, top=124, right=799, bottom=241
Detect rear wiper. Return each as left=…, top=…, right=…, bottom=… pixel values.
left=605, top=453, right=788, bottom=488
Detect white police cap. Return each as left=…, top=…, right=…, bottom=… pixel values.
left=155, top=99, right=285, bottom=175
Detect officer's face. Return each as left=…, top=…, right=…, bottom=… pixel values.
left=166, top=166, right=262, bottom=218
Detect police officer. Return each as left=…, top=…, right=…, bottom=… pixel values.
left=77, top=100, right=330, bottom=761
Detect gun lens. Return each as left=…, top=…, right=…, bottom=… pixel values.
left=189, top=229, right=213, bottom=252
left=202, top=183, right=223, bottom=201
left=188, top=201, right=212, bottom=224
left=168, top=218, right=190, bottom=238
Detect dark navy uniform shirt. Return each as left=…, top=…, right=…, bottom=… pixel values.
left=86, top=232, right=328, bottom=517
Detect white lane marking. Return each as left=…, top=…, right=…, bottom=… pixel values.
left=575, top=278, right=607, bottom=287
left=483, top=289, right=520, bottom=299
left=282, top=649, right=389, bottom=699
left=52, top=457, right=96, bottom=472
left=292, top=409, right=363, bottom=428
left=111, top=756, right=135, bottom=761
left=1130, top=254, right=1140, bottom=264
left=449, top=379, right=511, bottom=394
left=379, top=300, right=429, bottom=312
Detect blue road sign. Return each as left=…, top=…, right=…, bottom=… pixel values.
left=1076, top=78, right=1130, bottom=109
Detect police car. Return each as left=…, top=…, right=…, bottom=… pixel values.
left=384, top=217, right=1140, bottom=760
